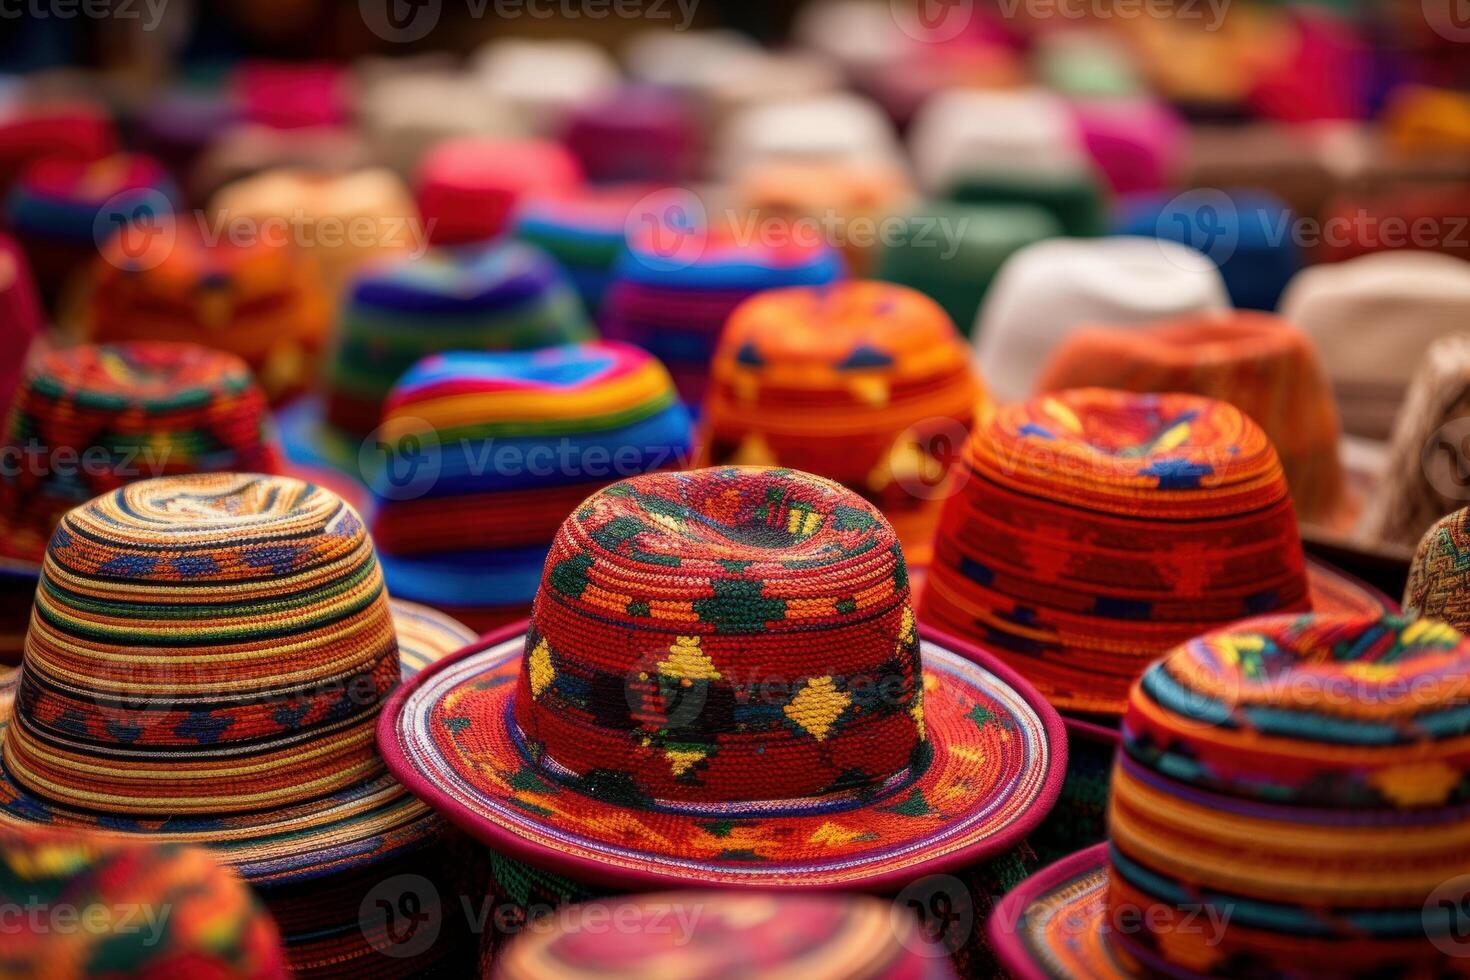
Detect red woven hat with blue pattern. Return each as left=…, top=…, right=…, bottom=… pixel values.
left=380, top=466, right=1065, bottom=890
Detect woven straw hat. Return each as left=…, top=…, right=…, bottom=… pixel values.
left=1279, top=250, right=1470, bottom=441
left=382, top=466, right=1065, bottom=892
left=973, top=237, right=1230, bottom=403
left=992, top=613, right=1470, bottom=978
left=698, top=281, right=984, bottom=567
left=917, top=389, right=1391, bottom=716
left=0, top=473, right=478, bottom=975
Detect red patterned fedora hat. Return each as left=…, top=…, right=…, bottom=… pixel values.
left=380, top=466, right=1066, bottom=892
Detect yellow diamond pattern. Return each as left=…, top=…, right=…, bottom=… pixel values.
left=783, top=676, right=851, bottom=741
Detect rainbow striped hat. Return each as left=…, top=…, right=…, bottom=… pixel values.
left=992, top=613, right=1470, bottom=978
left=369, top=340, right=693, bottom=632
left=0, top=473, right=478, bottom=976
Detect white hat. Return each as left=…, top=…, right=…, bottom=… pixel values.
left=622, top=30, right=760, bottom=90
left=716, top=92, right=903, bottom=180
left=1279, top=251, right=1470, bottom=441
left=475, top=39, right=619, bottom=135
left=791, top=0, right=912, bottom=75
left=909, top=87, right=1092, bottom=195
left=974, top=236, right=1231, bottom=402
left=359, top=71, right=522, bottom=177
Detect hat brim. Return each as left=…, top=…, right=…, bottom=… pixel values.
left=0, top=599, right=476, bottom=887
left=1305, top=556, right=1397, bottom=617
left=377, top=622, right=1067, bottom=893
left=989, top=843, right=1131, bottom=980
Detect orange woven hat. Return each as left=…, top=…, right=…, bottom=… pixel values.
left=1035, top=310, right=1356, bottom=534
left=699, top=281, right=984, bottom=567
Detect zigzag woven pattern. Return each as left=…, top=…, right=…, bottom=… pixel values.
left=700, top=281, right=983, bottom=566
left=370, top=341, right=692, bottom=631
left=918, top=388, right=1310, bottom=715
left=0, top=343, right=281, bottom=566
left=0, top=828, right=288, bottom=978
left=1110, top=614, right=1470, bottom=975
left=1405, top=505, right=1470, bottom=630
left=4, top=473, right=397, bottom=816
left=324, top=241, right=593, bottom=439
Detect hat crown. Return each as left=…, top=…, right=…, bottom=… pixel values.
left=4, top=474, right=400, bottom=817
left=1109, top=614, right=1470, bottom=972
left=514, top=467, right=925, bottom=807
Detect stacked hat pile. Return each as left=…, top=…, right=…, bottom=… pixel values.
left=414, top=138, right=583, bottom=247
left=6, top=153, right=176, bottom=301
left=323, top=241, right=594, bottom=444
left=511, top=185, right=646, bottom=315
left=0, top=473, right=479, bottom=977
left=369, top=341, right=693, bottom=631
left=601, top=224, right=844, bottom=405
left=0, top=342, right=281, bottom=568
left=700, top=281, right=984, bottom=566
left=1, top=828, right=290, bottom=979
left=82, top=221, right=331, bottom=402
left=917, top=388, right=1389, bottom=717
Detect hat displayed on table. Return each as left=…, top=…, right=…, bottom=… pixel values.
left=0, top=473, right=478, bottom=977
left=414, top=138, right=584, bottom=247
left=714, top=93, right=903, bottom=181
left=600, top=227, right=844, bottom=406
left=370, top=341, right=693, bottom=633
left=1035, top=311, right=1351, bottom=530
left=0, top=99, right=115, bottom=200
left=511, top=184, right=645, bottom=316
left=81, top=221, right=331, bottom=403
left=323, top=241, right=594, bottom=444
left=916, top=389, right=1391, bottom=717
left=734, top=160, right=914, bottom=279
left=0, top=230, right=41, bottom=407
left=358, top=71, right=521, bottom=179
left=1405, top=505, right=1470, bottom=631
left=973, top=237, right=1230, bottom=403
left=474, top=39, right=620, bottom=137
left=560, top=85, right=701, bottom=184
left=1359, top=335, right=1470, bottom=554
left=492, top=891, right=957, bottom=980
left=991, top=613, right=1468, bottom=979
left=1068, top=95, right=1184, bottom=197
left=1279, top=250, right=1470, bottom=441
left=698, top=281, right=984, bottom=567
left=1114, top=189, right=1300, bottom=310
left=381, top=466, right=1064, bottom=893
left=231, top=61, right=354, bottom=131
left=874, top=202, right=1062, bottom=339
left=188, top=125, right=373, bottom=207
left=207, top=166, right=421, bottom=300
left=1, top=828, right=289, bottom=980
left=6, top=153, right=176, bottom=303
left=0, top=343, right=282, bottom=569
left=909, top=88, right=1105, bottom=237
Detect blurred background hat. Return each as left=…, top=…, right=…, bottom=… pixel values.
left=561, top=85, right=701, bottom=185
left=357, top=70, right=521, bottom=180
left=1068, top=95, right=1185, bottom=198
left=511, top=184, right=645, bottom=317
left=0, top=98, right=115, bottom=202
left=474, top=39, right=620, bottom=138
left=715, top=93, right=903, bottom=181
left=414, top=138, right=583, bottom=248
left=188, top=125, right=373, bottom=207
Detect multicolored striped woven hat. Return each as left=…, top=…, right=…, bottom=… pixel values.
left=381, top=466, right=1065, bottom=891
left=414, top=138, right=583, bottom=247
left=1405, top=505, right=1470, bottom=631
left=698, top=281, right=984, bottom=567
left=0, top=827, right=289, bottom=979
left=370, top=341, right=693, bottom=632
left=991, top=613, right=1470, bottom=978
left=917, top=389, right=1391, bottom=717
left=0, top=343, right=282, bottom=570
left=492, top=891, right=957, bottom=980
left=512, top=185, right=647, bottom=316
left=1035, top=311, right=1353, bottom=532
left=322, top=241, right=594, bottom=443
left=0, top=473, right=478, bottom=976
left=82, top=221, right=331, bottom=403
left=601, top=228, right=844, bottom=406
